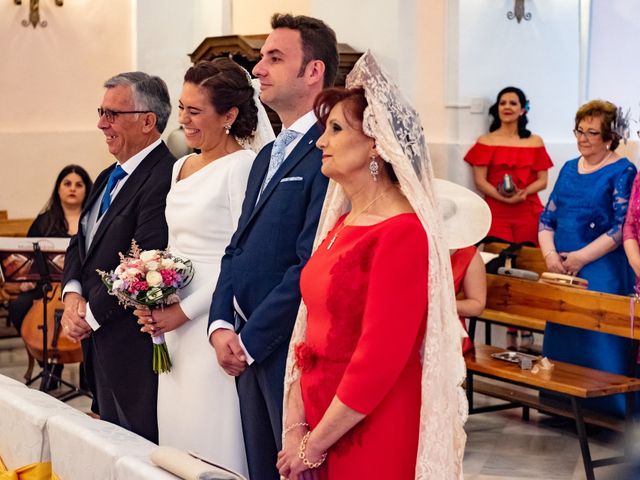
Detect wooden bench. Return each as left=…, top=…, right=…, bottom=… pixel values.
left=465, top=274, right=640, bottom=480
left=472, top=243, right=548, bottom=344
left=0, top=218, right=33, bottom=237
left=483, top=242, right=547, bottom=274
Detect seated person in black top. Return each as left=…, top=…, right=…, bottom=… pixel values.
left=4, top=165, right=92, bottom=387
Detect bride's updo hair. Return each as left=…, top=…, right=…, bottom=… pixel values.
left=184, top=58, right=258, bottom=139
left=314, top=87, right=398, bottom=182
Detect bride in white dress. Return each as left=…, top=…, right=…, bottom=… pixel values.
left=134, top=58, right=273, bottom=475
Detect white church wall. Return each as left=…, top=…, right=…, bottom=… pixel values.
left=233, top=0, right=311, bottom=34
left=588, top=0, right=640, bottom=165
left=0, top=0, right=134, bottom=217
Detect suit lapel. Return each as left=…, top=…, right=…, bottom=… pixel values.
left=244, top=144, right=273, bottom=211
left=78, top=167, right=111, bottom=263
left=234, top=125, right=321, bottom=241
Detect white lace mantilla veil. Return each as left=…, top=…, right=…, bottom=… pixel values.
left=237, top=77, right=275, bottom=153
left=282, top=51, right=468, bottom=479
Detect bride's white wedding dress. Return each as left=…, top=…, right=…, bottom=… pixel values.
left=159, top=150, right=254, bottom=476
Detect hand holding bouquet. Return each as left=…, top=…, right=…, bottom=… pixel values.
left=97, top=240, right=194, bottom=373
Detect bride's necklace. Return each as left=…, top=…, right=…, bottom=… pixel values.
left=579, top=152, right=612, bottom=173
left=327, top=187, right=393, bottom=250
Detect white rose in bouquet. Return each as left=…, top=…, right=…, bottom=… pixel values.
left=140, top=250, right=159, bottom=262
left=146, top=260, right=160, bottom=271
left=146, top=270, right=163, bottom=287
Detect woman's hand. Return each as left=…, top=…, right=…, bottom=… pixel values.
left=277, top=427, right=312, bottom=480
left=560, top=250, right=588, bottom=276
left=500, top=189, right=527, bottom=204
left=544, top=252, right=567, bottom=274
left=134, top=304, right=188, bottom=336
left=277, top=430, right=321, bottom=480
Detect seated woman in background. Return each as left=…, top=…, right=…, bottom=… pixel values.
left=437, top=179, right=490, bottom=354
left=539, top=99, right=636, bottom=416
left=465, top=86, right=552, bottom=351
left=7, top=165, right=92, bottom=383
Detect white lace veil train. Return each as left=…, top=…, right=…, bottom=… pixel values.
left=237, top=77, right=275, bottom=153
left=282, top=51, right=467, bottom=479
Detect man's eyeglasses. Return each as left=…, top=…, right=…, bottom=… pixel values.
left=573, top=128, right=601, bottom=139
left=97, top=107, right=151, bottom=123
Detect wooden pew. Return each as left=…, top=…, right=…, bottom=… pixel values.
left=483, top=242, right=547, bottom=274
left=0, top=218, right=33, bottom=237
left=0, top=211, right=7, bottom=220
left=465, top=274, right=640, bottom=480
left=473, top=243, right=547, bottom=343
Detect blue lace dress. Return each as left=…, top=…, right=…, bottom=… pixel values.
left=539, top=157, right=637, bottom=416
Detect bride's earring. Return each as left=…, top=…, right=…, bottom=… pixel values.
left=369, top=155, right=379, bottom=182
left=224, top=123, right=231, bottom=135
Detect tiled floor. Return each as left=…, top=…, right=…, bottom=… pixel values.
left=0, top=325, right=636, bottom=479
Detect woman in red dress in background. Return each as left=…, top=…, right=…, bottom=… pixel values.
left=465, top=86, right=552, bottom=351
left=277, top=53, right=467, bottom=480
left=464, top=86, right=552, bottom=245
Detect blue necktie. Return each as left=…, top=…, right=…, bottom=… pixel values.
left=98, top=165, right=128, bottom=217
left=260, top=129, right=298, bottom=195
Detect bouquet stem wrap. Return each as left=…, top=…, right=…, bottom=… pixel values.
left=152, top=334, right=172, bottom=374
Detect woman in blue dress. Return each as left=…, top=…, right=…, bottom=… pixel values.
left=538, top=100, right=636, bottom=417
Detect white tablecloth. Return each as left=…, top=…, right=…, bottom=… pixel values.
left=47, top=413, right=175, bottom=480
left=0, top=382, right=83, bottom=469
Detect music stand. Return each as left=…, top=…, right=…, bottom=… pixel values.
left=0, top=237, right=92, bottom=402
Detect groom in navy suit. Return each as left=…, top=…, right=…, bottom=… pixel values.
left=209, top=13, right=338, bottom=480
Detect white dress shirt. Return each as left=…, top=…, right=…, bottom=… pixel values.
left=63, top=139, right=162, bottom=331
left=208, top=111, right=318, bottom=364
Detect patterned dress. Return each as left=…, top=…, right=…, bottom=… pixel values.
left=296, top=213, right=428, bottom=478
left=539, top=157, right=637, bottom=416
left=623, top=171, right=640, bottom=292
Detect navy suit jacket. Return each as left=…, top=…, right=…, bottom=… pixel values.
left=209, top=123, right=328, bottom=363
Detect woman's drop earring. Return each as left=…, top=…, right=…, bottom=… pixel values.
left=224, top=124, right=231, bottom=135
left=369, top=156, right=379, bottom=181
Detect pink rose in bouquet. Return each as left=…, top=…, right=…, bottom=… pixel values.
left=97, top=240, right=194, bottom=373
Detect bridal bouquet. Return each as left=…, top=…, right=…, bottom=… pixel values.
left=97, top=240, right=194, bottom=373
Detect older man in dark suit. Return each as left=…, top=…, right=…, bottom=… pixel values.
left=208, top=13, right=338, bottom=480
left=61, top=72, right=175, bottom=443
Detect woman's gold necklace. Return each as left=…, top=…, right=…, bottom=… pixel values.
left=326, top=187, right=393, bottom=250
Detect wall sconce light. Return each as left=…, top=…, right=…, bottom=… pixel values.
left=507, top=0, right=531, bottom=24
left=14, top=0, right=63, bottom=29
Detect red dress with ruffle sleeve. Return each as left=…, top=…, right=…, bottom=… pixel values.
left=297, top=213, right=428, bottom=479
left=464, top=143, right=553, bottom=244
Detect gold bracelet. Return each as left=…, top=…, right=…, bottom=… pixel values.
left=283, top=422, right=309, bottom=436
left=543, top=250, right=557, bottom=259
left=298, top=430, right=327, bottom=469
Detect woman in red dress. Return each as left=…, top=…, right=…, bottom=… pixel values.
left=465, top=86, right=552, bottom=350
left=277, top=53, right=467, bottom=480
left=451, top=246, right=485, bottom=354
left=436, top=179, right=491, bottom=355
left=464, top=86, right=552, bottom=245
